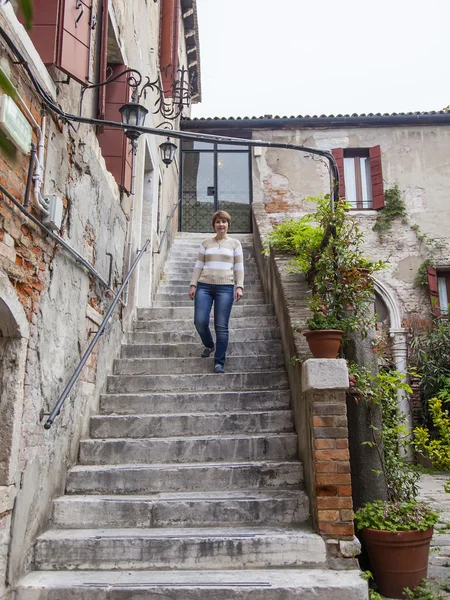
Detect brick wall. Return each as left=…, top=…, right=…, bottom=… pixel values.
left=311, top=390, right=354, bottom=538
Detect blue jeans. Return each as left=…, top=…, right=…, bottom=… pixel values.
left=194, top=283, right=234, bottom=367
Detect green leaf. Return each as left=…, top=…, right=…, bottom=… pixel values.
left=19, top=0, right=34, bottom=30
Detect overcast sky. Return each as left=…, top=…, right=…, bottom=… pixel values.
left=191, top=0, right=449, bottom=119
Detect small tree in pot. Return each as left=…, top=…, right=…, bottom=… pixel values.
left=304, top=197, right=385, bottom=357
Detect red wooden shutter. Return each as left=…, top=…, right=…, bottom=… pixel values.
left=19, top=0, right=93, bottom=86
left=426, top=266, right=441, bottom=316
left=57, top=0, right=93, bottom=85
left=98, top=64, right=133, bottom=194
left=160, top=0, right=180, bottom=95
left=369, top=145, right=384, bottom=209
left=18, top=0, right=60, bottom=64
left=331, top=148, right=345, bottom=199
left=97, top=0, right=109, bottom=132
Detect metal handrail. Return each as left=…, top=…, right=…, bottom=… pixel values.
left=44, top=239, right=151, bottom=429
left=153, top=198, right=182, bottom=255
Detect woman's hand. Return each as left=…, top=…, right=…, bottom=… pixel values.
left=235, top=287, right=243, bottom=302
left=188, top=285, right=196, bottom=300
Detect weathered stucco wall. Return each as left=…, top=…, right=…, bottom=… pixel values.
left=251, top=125, right=450, bottom=325
left=0, top=0, right=189, bottom=594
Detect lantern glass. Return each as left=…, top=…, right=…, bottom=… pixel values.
left=119, top=102, right=149, bottom=139
left=159, top=139, right=177, bottom=166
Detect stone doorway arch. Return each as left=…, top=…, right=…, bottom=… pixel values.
left=374, top=278, right=412, bottom=457
left=0, top=272, right=29, bottom=489
left=0, top=272, right=29, bottom=596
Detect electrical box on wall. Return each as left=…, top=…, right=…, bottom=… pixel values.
left=42, top=195, right=63, bottom=231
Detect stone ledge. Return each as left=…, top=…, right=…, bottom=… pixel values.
left=302, top=359, right=349, bottom=391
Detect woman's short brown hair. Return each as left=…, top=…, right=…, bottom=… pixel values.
left=212, top=210, right=231, bottom=227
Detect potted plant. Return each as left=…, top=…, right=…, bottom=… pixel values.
left=350, top=363, right=440, bottom=599
left=354, top=500, right=439, bottom=599
left=303, top=312, right=346, bottom=359
left=301, top=197, right=383, bottom=356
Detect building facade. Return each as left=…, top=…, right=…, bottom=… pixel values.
left=182, top=113, right=450, bottom=331
left=0, top=1, right=200, bottom=596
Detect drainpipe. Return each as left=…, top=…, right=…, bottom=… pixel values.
left=123, top=141, right=137, bottom=307
left=9, top=89, right=49, bottom=213
left=33, top=114, right=49, bottom=214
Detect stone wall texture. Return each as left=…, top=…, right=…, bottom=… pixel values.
left=250, top=125, right=450, bottom=327
left=0, top=0, right=192, bottom=596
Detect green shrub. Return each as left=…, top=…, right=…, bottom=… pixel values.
left=354, top=499, right=439, bottom=532
left=410, top=319, right=450, bottom=406
left=264, top=217, right=323, bottom=272
left=413, top=396, right=450, bottom=472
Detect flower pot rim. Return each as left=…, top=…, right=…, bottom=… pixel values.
left=360, top=526, right=434, bottom=535
left=303, top=328, right=344, bottom=335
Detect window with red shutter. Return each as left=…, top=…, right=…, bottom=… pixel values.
left=369, top=145, right=384, bottom=209
left=331, top=146, right=385, bottom=210
left=159, top=0, right=180, bottom=95
left=97, top=64, right=133, bottom=194
left=426, top=266, right=441, bottom=317
left=331, top=148, right=345, bottom=199
left=97, top=0, right=109, bottom=129
left=18, top=0, right=95, bottom=86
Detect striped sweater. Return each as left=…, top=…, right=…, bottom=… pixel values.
left=190, top=237, right=244, bottom=289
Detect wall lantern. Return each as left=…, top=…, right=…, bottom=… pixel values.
left=159, top=138, right=177, bottom=167
left=119, top=102, right=149, bottom=141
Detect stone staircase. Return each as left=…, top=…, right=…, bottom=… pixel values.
left=16, top=233, right=366, bottom=599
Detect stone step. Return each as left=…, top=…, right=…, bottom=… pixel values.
left=113, top=355, right=285, bottom=375
left=79, top=433, right=298, bottom=465
left=121, top=339, right=283, bottom=359
left=66, top=460, right=303, bottom=494
left=169, top=236, right=254, bottom=243
left=159, top=278, right=262, bottom=288
left=129, top=327, right=281, bottom=344
left=164, top=257, right=258, bottom=267
left=132, top=315, right=277, bottom=332
left=107, top=370, right=289, bottom=393
left=154, top=298, right=265, bottom=307
left=166, top=255, right=257, bottom=264
left=89, top=410, right=294, bottom=439
left=16, top=568, right=367, bottom=600
left=155, top=292, right=266, bottom=302
left=136, top=304, right=274, bottom=320
left=158, top=284, right=264, bottom=294
left=34, top=526, right=325, bottom=571
left=162, top=267, right=261, bottom=277
left=99, top=389, right=291, bottom=415
left=53, top=490, right=308, bottom=528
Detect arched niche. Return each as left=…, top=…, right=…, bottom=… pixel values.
left=0, top=273, right=29, bottom=487
left=373, top=277, right=412, bottom=454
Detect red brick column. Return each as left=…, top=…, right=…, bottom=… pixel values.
left=302, top=360, right=354, bottom=540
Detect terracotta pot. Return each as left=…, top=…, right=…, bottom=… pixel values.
left=303, top=329, right=343, bottom=358
left=361, top=527, right=433, bottom=599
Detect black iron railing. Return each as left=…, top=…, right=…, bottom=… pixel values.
left=153, top=198, right=182, bottom=255
left=44, top=239, right=151, bottom=429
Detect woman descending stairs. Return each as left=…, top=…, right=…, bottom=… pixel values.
left=16, top=233, right=367, bottom=599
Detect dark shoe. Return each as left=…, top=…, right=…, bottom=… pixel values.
left=201, top=346, right=215, bottom=358
left=214, top=363, right=225, bottom=373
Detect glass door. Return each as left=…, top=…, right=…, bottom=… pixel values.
left=180, top=140, right=251, bottom=233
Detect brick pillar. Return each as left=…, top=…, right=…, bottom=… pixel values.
left=302, top=359, right=354, bottom=539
